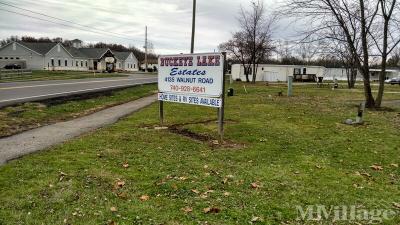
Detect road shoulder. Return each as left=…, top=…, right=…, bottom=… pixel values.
left=0, top=94, right=157, bottom=165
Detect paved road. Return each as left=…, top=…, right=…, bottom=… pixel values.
left=0, top=73, right=157, bottom=108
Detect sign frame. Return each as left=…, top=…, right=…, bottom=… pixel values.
left=157, top=52, right=227, bottom=142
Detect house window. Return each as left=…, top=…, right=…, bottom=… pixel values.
left=81, top=61, right=83, bottom=67
left=303, top=68, right=307, bottom=75
left=76, top=61, right=78, bottom=67
left=16, top=57, right=20, bottom=60
left=0, top=57, right=2, bottom=59
left=10, top=57, right=14, bottom=60
left=58, top=59, right=61, bottom=67
left=51, top=59, right=55, bottom=66
left=134, top=64, right=136, bottom=69
left=85, top=61, right=88, bottom=67
left=65, top=60, right=68, bottom=67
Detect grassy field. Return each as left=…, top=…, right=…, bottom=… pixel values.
left=0, top=84, right=157, bottom=137
left=0, top=70, right=128, bottom=82
left=0, top=83, right=399, bottom=224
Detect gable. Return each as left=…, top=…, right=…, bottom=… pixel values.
left=46, top=44, right=74, bottom=59
left=0, top=42, right=42, bottom=56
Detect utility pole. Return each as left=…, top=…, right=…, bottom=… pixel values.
left=190, top=0, right=196, bottom=53
left=144, top=26, right=148, bottom=72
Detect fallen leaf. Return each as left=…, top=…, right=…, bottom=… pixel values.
left=139, top=195, right=150, bottom=201
left=59, top=172, right=67, bottom=181
left=355, top=171, right=372, bottom=178
left=315, top=165, right=322, bottom=169
left=182, top=206, right=193, bottom=213
left=179, top=176, right=188, bottom=181
left=116, top=180, right=125, bottom=188
left=222, top=178, right=228, bottom=184
left=251, top=216, right=262, bottom=222
left=370, top=164, right=383, bottom=171
left=251, top=182, right=261, bottom=189
left=110, top=207, right=118, bottom=212
left=122, top=163, right=129, bottom=168
left=204, top=190, right=215, bottom=194
left=191, top=189, right=200, bottom=194
left=390, top=163, right=399, bottom=168
left=203, top=165, right=209, bottom=169
left=393, top=202, right=400, bottom=209
left=108, top=221, right=117, bottom=225
left=223, top=192, right=231, bottom=197
left=203, top=207, right=221, bottom=214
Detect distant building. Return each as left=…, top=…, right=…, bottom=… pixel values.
left=231, top=64, right=400, bottom=82
left=231, top=64, right=325, bottom=82
left=0, top=39, right=139, bottom=72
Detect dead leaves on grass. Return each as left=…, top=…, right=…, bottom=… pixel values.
left=251, top=182, right=261, bottom=189
left=139, top=195, right=150, bottom=201
left=203, top=207, right=221, bottom=214
left=370, top=164, right=383, bottom=171
left=181, top=206, right=193, bottom=213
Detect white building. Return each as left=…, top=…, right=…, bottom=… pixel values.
left=231, top=64, right=400, bottom=82
left=231, top=64, right=325, bottom=82
left=0, top=39, right=139, bottom=72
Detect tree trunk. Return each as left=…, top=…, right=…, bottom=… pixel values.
left=361, top=68, right=376, bottom=108
left=252, top=63, right=257, bottom=83
left=359, top=0, right=375, bottom=108
left=375, top=19, right=390, bottom=107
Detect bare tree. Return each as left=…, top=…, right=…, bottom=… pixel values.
left=219, top=32, right=253, bottom=82
left=221, top=0, right=275, bottom=83
left=282, top=0, right=383, bottom=108
left=372, top=0, right=400, bottom=106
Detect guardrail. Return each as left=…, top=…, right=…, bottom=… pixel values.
left=0, top=69, right=33, bottom=79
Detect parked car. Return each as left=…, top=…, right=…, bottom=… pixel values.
left=385, top=77, right=400, bottom=85
left=3, top=64, right=22, bottom=69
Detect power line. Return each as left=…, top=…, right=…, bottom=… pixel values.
left=0, top=1, right=144, bottom=43
left=0, top=3, right=144, bottom=44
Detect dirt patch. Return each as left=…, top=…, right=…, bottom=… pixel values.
left=143, top=119, right=245, bottom=149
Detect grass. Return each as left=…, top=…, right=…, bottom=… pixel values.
left=0, top=84, right=157, bottom=137
left=0, top=83, right=399, bottom=224
left=0, top=70, right=128, bottom=82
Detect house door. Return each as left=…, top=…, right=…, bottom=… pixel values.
left=93, top=61, right=98, bottom=70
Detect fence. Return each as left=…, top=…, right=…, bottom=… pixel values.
left=0, top=69, right=33, bottom=80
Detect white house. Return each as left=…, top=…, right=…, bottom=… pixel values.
left=114, top=52, right=139, bottom=72
left=0, top=39, right=139, bottom=72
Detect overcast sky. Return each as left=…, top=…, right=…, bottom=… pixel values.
left=0, top=0, right=296, bottom=54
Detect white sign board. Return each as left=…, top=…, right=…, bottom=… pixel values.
left=158, top=53, right=224, bottom=105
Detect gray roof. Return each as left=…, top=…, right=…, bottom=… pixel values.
left=18, top=42, right=57, bottom=55
left=114, top=51, right=131, bottom=60
left=64, top=46, right=88, bottom=58
left=78, top=48, right=110, bottom=59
